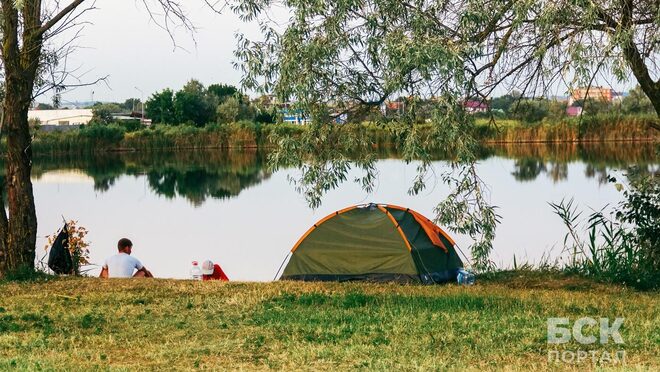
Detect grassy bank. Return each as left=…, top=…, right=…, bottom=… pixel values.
left=0, top=274, right=658, bottom=370
left=27, top=115, right=659, bottom=155
left=30, top=122, right=304, bottom=154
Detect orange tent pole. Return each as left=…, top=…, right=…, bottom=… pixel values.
left=377, top=205, right=412, bottom=252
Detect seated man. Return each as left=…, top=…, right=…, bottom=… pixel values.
left=201, top=259, right=229, bottom=281
left=99, top=238, right=153, bottom=278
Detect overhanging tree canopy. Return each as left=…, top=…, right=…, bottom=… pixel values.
left=232, top=0, right=658, bottom=268
left=234, top=0, right=659, bottom=121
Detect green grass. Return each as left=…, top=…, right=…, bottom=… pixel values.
left=0, top=273, right=657, bottom=370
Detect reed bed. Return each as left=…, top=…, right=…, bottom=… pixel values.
left=17, top=115, right=660, bottom=156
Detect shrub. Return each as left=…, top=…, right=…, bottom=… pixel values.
left=79, top=124, right=125, bottom=143
left=550, top=168, right=659, bottom=290
left=43, top=220, right=92, bottom=276
left=116, top=119, right=142, bottom=132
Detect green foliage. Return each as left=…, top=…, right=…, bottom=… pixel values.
left=216, top=96, right=256, bottom=124
left=509, top=100, right=550, bottom=124
left=490, top=91, right=521, bottom=113
left=174, top=80, right=215, bottom=126
left=550, top=171, right=660, bottom=290
left=121, top=98, right=142, bottom=112
left=545, top=100, right=568, bottom=122
left=78, top=124, right=126, bottom=147
left=115, top=119, right=142, bottom=132
left=621, top=86, right=654, bottom=115
left=146, top=89, right=176, bottom=124
left=618, top=168, right=660, bottom=270
left=207, top=84, right=239, bottom=103
left=254, top=108, right=277, bottom=124
left=233, top=0, right=508, bottom=269
left=146, top=82, right=254, bottom=126
left=571, top=98, right=613, bottom=116
left=216, top=97, right=241, bottom=123
left=35, top=102, right=53, bottom=110
left=91, top=103, right=122, bottom=125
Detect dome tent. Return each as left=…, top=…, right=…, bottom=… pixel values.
left=280, top=203, right=464, bottom=284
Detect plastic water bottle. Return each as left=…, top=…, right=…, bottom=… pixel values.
left=456, top=269, right=475, bottom=285
left=190, top=261, right=202, bottom=280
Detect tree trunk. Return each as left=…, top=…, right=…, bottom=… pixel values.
left=0, top=177, right=8, bottom=272
left=1, top=77, right=38, bottom=273
left=617, top=0, right=660, bottom=128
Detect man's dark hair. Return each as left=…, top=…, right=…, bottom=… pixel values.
left=118, top=238, right=133, bottom=250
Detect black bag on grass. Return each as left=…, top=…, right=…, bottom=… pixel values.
left=48, top=224, right=73, bottom=274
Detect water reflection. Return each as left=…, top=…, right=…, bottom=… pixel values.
left=31, top=150, right=270, bottom=206
left=511, top=158, right=547, bottom=182
left=26, top=142, right=658, bottom=205
left=28, top=142, right=658, bottom=279
left=493, top=143, right=658, bottom=184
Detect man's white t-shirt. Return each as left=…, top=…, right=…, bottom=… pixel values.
left=103, top=253, right=144, bottom=278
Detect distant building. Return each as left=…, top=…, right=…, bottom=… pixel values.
left=28, top=109, right=93, bottom=126
left=113, top=111, right=152, bottom=126
left=281, top=109, right=309, bottom=125
left=566, top=106, right=583, bottom=117
left=464, top=100, right=488, bottom=113
left=570, top=86, right=619, bottom=104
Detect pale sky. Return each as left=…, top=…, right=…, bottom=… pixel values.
left=52, top=0, right=258, bottom=104
left=48, top=0, right=637, bottom=105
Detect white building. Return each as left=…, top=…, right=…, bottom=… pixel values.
left=28, top=109, right=93, bottom=126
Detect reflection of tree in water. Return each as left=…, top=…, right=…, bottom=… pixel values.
left=547, top=162, right=568, bottom=183
left=30, top=150, right=270, bottom=206
left=26, top=143, right=658, bottom=196
left=511, top=159, right=569, bottom=183
left=511, top=158, right=547, bottom=181
left=146, top=165, right=269, bottom=206
left=585, top=164, right=612, bottom=185
left=503, top=142, right=658, bottom=183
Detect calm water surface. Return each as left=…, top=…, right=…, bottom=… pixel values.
left=32, top=143, right=658, bottom=280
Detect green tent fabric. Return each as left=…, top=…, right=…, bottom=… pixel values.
left=281, top=203, right=464, bottom=284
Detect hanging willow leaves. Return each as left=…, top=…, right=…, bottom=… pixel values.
left=231, top=0, right=659, bottom=270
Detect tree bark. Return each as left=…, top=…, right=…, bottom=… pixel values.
left=623, top=43, right=660, bottom=130
left=0, top=0, right=43, bottom=275
left=617, top=0, right=660, bottom=127
left=0, top=170, right=9, bottom=273
left=2, top=75, right=38, bottom=273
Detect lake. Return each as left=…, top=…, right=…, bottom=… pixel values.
left=32, top=143, right=657, bottom=280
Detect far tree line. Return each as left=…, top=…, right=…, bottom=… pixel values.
left=87, top=80, right=278, bottom=126
left=33, top=83, right=656, bottom=127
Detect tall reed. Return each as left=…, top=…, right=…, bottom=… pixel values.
left=549, top=169, right=659, bottom=291
left=18, top=115, right=660, bottom=156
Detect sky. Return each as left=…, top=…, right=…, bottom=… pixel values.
left=52, top=0, right=258, bottom=104
left=47, top=0, right=638, bottom=105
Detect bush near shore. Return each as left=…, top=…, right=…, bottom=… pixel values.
left=0, top=273, right=657, bottom=370
left=26, top=114, right=659, bottom=155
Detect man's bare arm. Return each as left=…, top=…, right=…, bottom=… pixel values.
left=134, top=267, right=154, bottom=278
left=99, top=267, right=108, bottom=278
